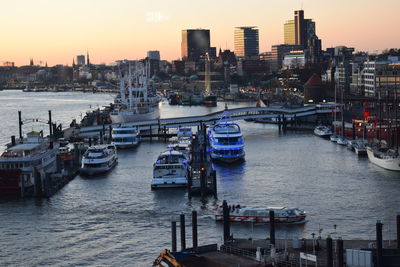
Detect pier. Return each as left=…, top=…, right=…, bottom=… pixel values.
left=74, top=104, right=340, bottom=138
left=153, top=205, right=400, bottom=267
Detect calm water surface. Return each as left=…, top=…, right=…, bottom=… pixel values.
left=0, top=90, right=399, bottom=266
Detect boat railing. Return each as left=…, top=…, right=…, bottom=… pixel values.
left=220, top=244, right=256, bottom=259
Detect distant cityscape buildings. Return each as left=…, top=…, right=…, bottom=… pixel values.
left=234, top=27, right=259, bottom=58
left=1, top=8, right=399, bottom=102
left=181, top=29, right=214, bottom=61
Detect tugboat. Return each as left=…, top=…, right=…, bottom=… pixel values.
left=208, top=115, right=245, bottom=163
left=80, top=145, right=118, bottom=175
left=215, top=205, right=307, bottom=224
left=0, top=132, right=59, bottom=197
left=151, top=150, right=189, bottom=189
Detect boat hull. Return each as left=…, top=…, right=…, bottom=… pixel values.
left=110, top=108, right=160, bottom=124
left=151, top=177, right=188, bottom=189
left=367, top=148, right=400, bottom=171
left=215, top=214, right=307, bottom=224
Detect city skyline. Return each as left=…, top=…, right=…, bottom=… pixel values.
left=1, top=0, right=399, bottom=66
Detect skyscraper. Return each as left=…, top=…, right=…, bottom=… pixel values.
left=181, top=29, right=210, bottom=61
left=284, top=20, right=295, bottom=45
left=284, top=10, right=317, bottom=49
left=234, top=27, right=259, bottom=58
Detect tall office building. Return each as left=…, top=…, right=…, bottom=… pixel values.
left=234, top=27, right=259, bottom=58
left=294, top=10, right=304, bottom=46
left=284, top=20, right=295, bottom=45
left=77, top=55, right=85, bottom=66
left=284, top=10, right=317, bottom=49
left=181, top=29, right=210, bottom=61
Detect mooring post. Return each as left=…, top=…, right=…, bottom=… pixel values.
left=376, top=220, right=383, bottom=267
left=327, top=236, right=333, bottom=267
left=212, top=169, right=217, bottom=199
left=336, top=238, right=344, bottom=267
left=192, top=210, right=198, bottom=249
left=171, top=221, right=177, bottom=252
left=18, top=111, right=23, bottom=141
left=180, top=214, right=186, bottom=251
left=48, top=110, right=52, bottom=138
left=200, top=167, right=206, bottom=197
left=269, top=210, right=276, bottom=246
left=223, top=200, right=230, bottom=243
left=397, top=213, right=400, bottom=249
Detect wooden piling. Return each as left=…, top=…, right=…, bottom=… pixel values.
left=223, top=200, right=230, bottom=243
left=336, top=238, right=344, bottom=267
left=180, top=214, right=186, bottom=251
left=269, top=210, right=275, bottom=246
left=192, top=210, right=198, bottom=249
left=171, top=221, right=177, bottom=252
left=397, top=213, right=400, bottom=249
left=326, top=236, right=333, bottom=267
left=212, top=170, right=217, bottom=199
left=48, top=110, right=53, bottom=138
left=200, top=167, right=206, bottom=197
left=376, top=220, right=383, bottom=267
left=18, top=111, right=23, bottom=140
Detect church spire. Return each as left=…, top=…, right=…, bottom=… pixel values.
left=86, top=51, right=90, bottom=66
left=72, top=58, right=75, bottom=68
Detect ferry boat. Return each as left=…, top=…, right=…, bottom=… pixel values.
left=151, top=150, right=189, bottom=189
left=314, top=125, right=332, bottom=137
left=80, top=145, right=118, bottom=175
left=110, top=64, right=161, bottom=124
left=0, top=132, right=59, bottom=197
left=367, top=147, right=400, bottom=171
left=111, top=126, right=140, bottom=148
left=215, top=205, right=307, bottom=224
left=208, top=117, right=245, bottom=163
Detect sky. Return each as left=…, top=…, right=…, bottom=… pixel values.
left=0, top=0, right=399, bottom=66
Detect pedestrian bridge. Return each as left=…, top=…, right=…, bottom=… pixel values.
left=77, top=104, right=340, bottom=137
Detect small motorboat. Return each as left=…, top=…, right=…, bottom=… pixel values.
left=314, top=125, right=332, bottom=137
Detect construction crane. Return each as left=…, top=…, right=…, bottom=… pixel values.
left=152, top=249, right=183, bottom=267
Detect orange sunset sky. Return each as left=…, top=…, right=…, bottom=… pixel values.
left=1, top=0, right=399, bottom=66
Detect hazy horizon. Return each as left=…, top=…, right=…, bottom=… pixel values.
left=1, top=0, right=399, bottom=66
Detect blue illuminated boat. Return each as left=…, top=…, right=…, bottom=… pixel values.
left=208, top=116, right=245, bottom=163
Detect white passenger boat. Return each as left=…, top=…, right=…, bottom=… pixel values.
left=111, top=126, right=140, bottom=148
left=80, top=145, right=118, bottom=175
left=110, top=64, right=161, bottom=124
left=208, top=116, right=245, bottom=163
left=0, top=131, right=59, bottom=197
left=177, top=127, right=193, bottom=139
left=367, top=147, right=400, bottom=171
left=314, top=125, right=332, bottom=137
left=215, top=205, right=307, bottom=224
left=151, top=150, right=190, bottom=189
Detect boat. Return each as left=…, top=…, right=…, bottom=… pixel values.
left=330, top=134, right=339, bottom=142
left=353, top=140, right=368, bottom=156
left=80, top=145, right=118, bottom=175
left=0, top=131, right=59, bottom=197
left=208, top=115, right=245, bottom=163
left=110, top=64, right=161, bottom=124
left=336, top=137, right=348, bottom=146
left=177, top=127, right=193, bottom=139
left=151, top=150, right=190, bottom=189
left=367, top=147, right=400, bottom=171
left=203, top=95, right=217, bottom=107
left=111, top=126, right=140, bottom=148
left=215, top=205, right=307, bottom=224
left=314, top=125, right=332, bottom=137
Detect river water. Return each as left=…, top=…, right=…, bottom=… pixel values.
left=0, top=90, right=399, bottom=266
